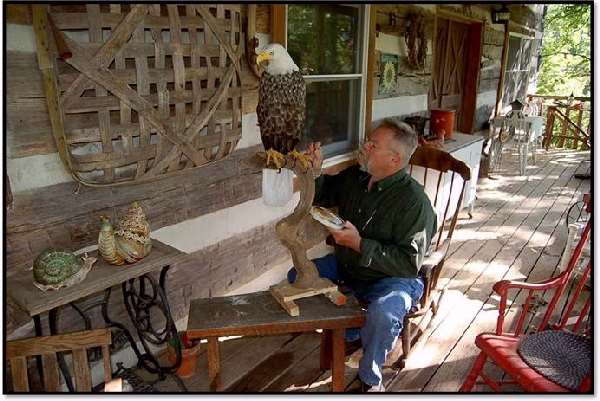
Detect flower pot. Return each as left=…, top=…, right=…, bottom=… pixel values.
left=430, top=109, right=455, bottom=139
left=167, top=332, right=202, bottom=379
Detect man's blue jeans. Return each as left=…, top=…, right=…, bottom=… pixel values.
left=287, top=254, right=424, bottom=386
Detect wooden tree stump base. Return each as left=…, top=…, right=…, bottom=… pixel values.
left=270, top=278, right=347, bottom=317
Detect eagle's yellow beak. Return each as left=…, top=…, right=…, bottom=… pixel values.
left=256, top=52, right=272, bottom=66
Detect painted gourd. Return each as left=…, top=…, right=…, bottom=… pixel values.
left=98, top=201, right=152, bottom=265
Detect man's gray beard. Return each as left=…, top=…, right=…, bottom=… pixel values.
left=358, top=149, right=369, bottom=172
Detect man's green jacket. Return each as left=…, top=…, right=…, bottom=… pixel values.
left=315, top=165, right=437, bottom=286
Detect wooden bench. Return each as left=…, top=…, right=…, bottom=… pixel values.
left=186, top=291, right=365, bottom=392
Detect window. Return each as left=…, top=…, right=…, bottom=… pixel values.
left=502, top=34, right=538, bottom=113
left=286, top=4, right=368, bottom=158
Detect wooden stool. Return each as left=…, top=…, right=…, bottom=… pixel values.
left=186, top=291, right=365, bottom=392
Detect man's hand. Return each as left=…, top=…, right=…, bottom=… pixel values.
left=305, top=142, right=323, bottom=172
left=328, top=220, right=362, bottom=253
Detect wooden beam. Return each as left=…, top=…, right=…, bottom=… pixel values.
left=31, top=5, right=73, bottom=175
left=460, top=22, right=483, bottom=134
left=364, top=4, right=377, bottom=135
left=271, top=5, right=287, bottom=47
left=6, top=4, right=32, bottom=25
left=494, top=25, right=510, bottom=116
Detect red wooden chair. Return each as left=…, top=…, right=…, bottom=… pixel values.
left=460, top=201, right=591, bottom=392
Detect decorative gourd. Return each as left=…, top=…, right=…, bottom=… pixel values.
left=98, top=201, right=152, bottom=265
left=33, top=248, right=96, bottom=291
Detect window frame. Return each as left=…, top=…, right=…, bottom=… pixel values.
left=275, top=4, right=370, bottom=167
left=501, top=31, right=537, bottom=114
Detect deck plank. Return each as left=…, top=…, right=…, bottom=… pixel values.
left=263, top=346, right=323, bottom=392
left=230, top=332, right=321, bottom=392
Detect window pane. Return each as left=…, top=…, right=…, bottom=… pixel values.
left=506, top=36, right=521, bottom=72
left=304, top=79, right=360, bottom=156
left=287, top=5, right=360, bottom=75
left=519, top=39, right=532, bottom=70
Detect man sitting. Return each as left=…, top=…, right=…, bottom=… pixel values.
left=289, top=119, right=437, bottom=392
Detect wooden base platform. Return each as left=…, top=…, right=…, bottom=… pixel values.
left=270, top=279, right=346, bottom=317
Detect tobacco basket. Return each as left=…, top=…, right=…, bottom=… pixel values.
left=32, top=4, right=244, bottom=186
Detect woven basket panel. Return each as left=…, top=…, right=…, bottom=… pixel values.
left=45, top=4, right=243, bottom=186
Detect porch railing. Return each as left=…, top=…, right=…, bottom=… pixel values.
left=526, top=94, right=591, bottom=151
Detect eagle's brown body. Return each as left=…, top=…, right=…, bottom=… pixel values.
left=257, top=71, right=306, bottom=154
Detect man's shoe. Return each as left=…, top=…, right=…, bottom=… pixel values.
left=359, top=379, right=386, bottom=393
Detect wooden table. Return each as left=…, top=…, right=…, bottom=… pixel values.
left=7, top=240, right=187, bottom=389
left=187, top=291, right=366, bottom=392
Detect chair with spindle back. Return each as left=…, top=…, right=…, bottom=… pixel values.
left=460, top=207, right=592, bottom=392
left=6, top=328, right=113, bottom=392
left=395, top=146, right=471, bottom=369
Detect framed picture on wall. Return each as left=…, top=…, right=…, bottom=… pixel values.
left=378, top=53, right=399, bottom=96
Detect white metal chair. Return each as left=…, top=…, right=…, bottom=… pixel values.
left=489, top=115, right=535, bottom=175
left=523, top=116, right=544, bottom=165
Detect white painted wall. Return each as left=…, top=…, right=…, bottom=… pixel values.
left=476, top=90, right=497, bottom=109
left=376, top=32, right=404, bottom=56
left=6, top=24, right=36, bottom=52
left=152, top=194, right=299, bottom=253
left=372, top=95, right=429, bottom=121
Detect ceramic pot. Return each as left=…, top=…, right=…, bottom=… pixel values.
left=430, top=109, right=455, bottom=139
left=167, top=334, right=202, bottom=379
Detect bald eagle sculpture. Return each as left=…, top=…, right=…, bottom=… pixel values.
left=256, top=44, right=307, bottom=169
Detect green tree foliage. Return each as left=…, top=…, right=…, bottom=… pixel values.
left=537, top=4, right=591, bottom=96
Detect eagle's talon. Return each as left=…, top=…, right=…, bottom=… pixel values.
left=266, top=148, right=285, bottom=169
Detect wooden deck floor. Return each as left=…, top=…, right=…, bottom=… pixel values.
left=146, top=147, right=590, bottom=393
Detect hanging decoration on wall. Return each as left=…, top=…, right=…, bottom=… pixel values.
left=405, top=12, right=427, bottom=69
left=378, top=53, right=399, bottom=95
left=31, top=4, right=244, bottom=186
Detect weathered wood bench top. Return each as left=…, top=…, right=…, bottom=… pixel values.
left=187, top=290, right=365, bottom=392
left=7, top=240, right=186, bottom=317
left=187, top=291, right=366, bottom=338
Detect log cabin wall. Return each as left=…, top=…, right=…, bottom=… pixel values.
left=5, top=4, right=318, bottom=340
left=369, top=4, right=542, bottom=132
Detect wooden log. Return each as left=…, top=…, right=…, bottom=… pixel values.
left=31, top=5, right=73, bottom=175
left=6, top=4, right=32, bottom=25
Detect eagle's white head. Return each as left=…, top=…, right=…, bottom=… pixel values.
left=256, top=43, right=299, bottom=75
